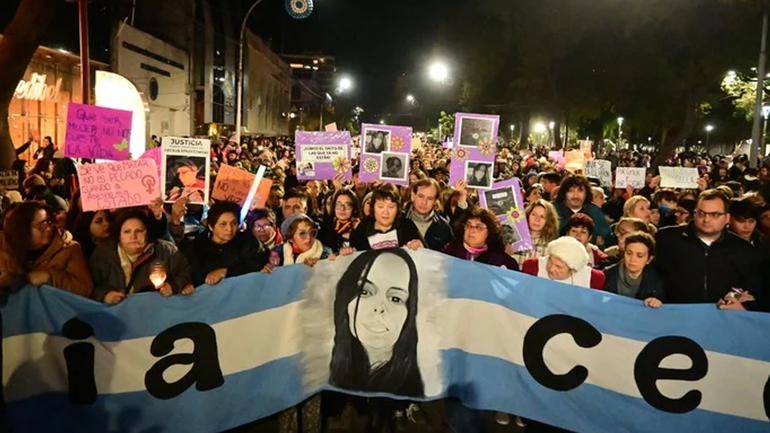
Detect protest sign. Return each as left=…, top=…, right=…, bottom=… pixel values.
left=548, top=150, right=565, bottom=169
left=324, top=123, right=337, bottom=132
left=478, top=178, right=532, bottom=253
left=586, top=159, right=612, bottom=186
left=140, top=147, right=162, bottom=179
left=64, top=102, right=133, bottom=160
left=212, top=164, right=273, bottom=208
left=659, top=166, right=699, bottom=189
left=295, top=131, right=352, bottom=181
left=564, top=149, right=586, bottom=172
left=0, top=170, right=19, bottom=190
left=77, top=159, right=159, bottom=212
left=161, top=137, right=211, bottom=204
left=359, top=124, right=413, bottom=186
left=615, top=167, right=647, bottom=189
left=4, top=249, right=770, bottom=433
left=449, top=113, right=499, bottom=190
left=579, top=140, right=593, bottom=160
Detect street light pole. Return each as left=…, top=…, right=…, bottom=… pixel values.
left=77, top=0, right=91, bottom=104
left=750, top=7, right=768, bottom=167
left=705, top=125, right=714, bottom=151
left=617, top=117, right=624, bottom=149
left=235, top=0, right=266, bottom=146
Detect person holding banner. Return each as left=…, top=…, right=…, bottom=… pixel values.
left=261, top=214, right=332, bottom=270
left=350, top=184, right=423, bottom=252
left=90, top=209, right=193, bottom=304
left=521, top=236, right=605, bottom=290
left=603, top=232, right=665, bottom=307
left=71, top=210, right=112, bottom=260
left=181, top=202, right=269, bottom=287
left=0, top=202, right=93, bottom=296
left=318, top=190, right=362, bottom=253
left=443, top=207, right=519, bottom=269
left=405, top=178, right=459, bottom=251
left=247, top=208, right=283, bottom=250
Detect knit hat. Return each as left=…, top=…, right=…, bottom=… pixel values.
left=281, top=212, right=309, bottom=238
left=546, top=237, right=589, bottom=271
left=22, top=174, right=45, bottom=189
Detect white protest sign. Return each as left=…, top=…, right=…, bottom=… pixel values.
left=0, top=171, right=18, bottom=190
left=659, top=166, right=699, bottom=189
left=299, top=144, right=347, bottom=163
left=585, top=159, right=612, bottom=187
left=160, top=136, right=211, bottom=204
left=615, top=167, right=646, bottom=189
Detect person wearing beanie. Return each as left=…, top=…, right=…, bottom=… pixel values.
left=521, top=236, right=605, bottom=289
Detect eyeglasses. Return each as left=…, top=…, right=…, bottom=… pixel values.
left=335, top=202, right=353, bottom=210
left=32, top=220, right=53, bottom=231
left=695, top=210, right=727, bottom=219
left=464, top=223, right=488, bottom=232
left=296, top=229, right=317, bottom=239
left=253, top=223, right=273, bottom=231
left=674, top=209, right=690, bottom=216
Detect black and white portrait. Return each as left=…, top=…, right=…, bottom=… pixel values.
left=484, top=187, right=517, bottom=216
left=381, top=152, right=407, bottom=181
left=364, top=129, right=391, bottom=154
left=458, top=117, right=495, bottom=147
left=501, top=221, right=522, bottom=245
left=301, top=162, right=315, bottom=177
left=466, top=161, right=493, bottom=189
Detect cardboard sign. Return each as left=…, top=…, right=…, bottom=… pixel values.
left=548, top=150, right=565, bottom=169
left=161, top=137, right=211, bottom=204
left=64, top=102, right=133, bottom=160
left=585, top=159, right=612, bottom=187
left=659, top=166, right=699, bottom=189
left=478, top=178, right=532, bottom=253
left=139, top=147, right=162, bottom=179
left=564, top=149, right=586, bottom=172
left=78, top=159, right=160, bottom=212
left=212, top=164, right=271, bottom=208
left=359, top=124, right=413, bottom=186
left=0, top=171, right=19, bottom=190
left=324, top=123, right=338, bottom=132
left=295, top=131, right=352, bottom=181
left=449, top=113, right=500, bottom=190
left=615, top=167, right=646, bottom=189
left=579, top=140, right=593, bottom=161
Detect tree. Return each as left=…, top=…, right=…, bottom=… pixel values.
left=437, top=111, right=455, bottom=141
left=0, top=0, right=59, bottom=170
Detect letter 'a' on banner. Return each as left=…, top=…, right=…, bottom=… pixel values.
left=3, top=249, right=770, bottom=433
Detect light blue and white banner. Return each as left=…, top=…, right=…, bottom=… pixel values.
left=3, top=249, right=770, bottom=433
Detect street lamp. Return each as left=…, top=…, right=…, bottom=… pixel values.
left=428, top=61, right=449, bottom=83
left=406, top=94, right=415, bottom=102
left=617, top=117, right=625, bottom=149
left=533, top=122, right=547, bottom=134
left=705, top=124, right=714, bottom=150
left=379, top=120, right=385, bottom=125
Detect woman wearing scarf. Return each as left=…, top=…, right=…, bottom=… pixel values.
left=318, top=190, right=361, bottom=253
left=521, top=236, right=605, bottom=290
left=261, top=213, right=332, bottom=271
left=443, top=207, right=519, bottom=269
left=603, top=231, right=664, bottom=308
left=247, top=208, right=283, bottom=250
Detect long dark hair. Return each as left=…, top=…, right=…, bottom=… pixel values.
left=72, top=210, right=113, bottom=259
left=4, top=201, right=53, bottom=270
left=454, top=207, right=506, bottom=252
left=329, top=248, right=424, bottom=397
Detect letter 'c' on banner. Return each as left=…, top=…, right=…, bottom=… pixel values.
left=522, top=314, right=602, bottom=391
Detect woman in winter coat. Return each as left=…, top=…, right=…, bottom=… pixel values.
left=261, top=213, right=332, bottom=271
left=318, top=189, right=361, bottom=253
left=90, top=208, right=193, bottom=305
left=181, top=201, right=269, bottom=287
left=603, top=231, right=664, bottom=308
left=0, top=201, right=92, bottom=296
left=443, top=207, right=519, bottom=269
left=349, top=183, right=423, bottom=251
left=521, top=236, right=605, bottom=290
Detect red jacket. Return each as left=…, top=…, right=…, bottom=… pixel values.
left=522, top=257, right=605, bottom=290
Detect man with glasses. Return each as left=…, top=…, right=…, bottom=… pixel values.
left=655, top=189, right=762, bottom=310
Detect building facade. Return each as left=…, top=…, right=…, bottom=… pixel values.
left=282, top=54, right=336, bottom=131
left=243, top=31, right=291, bottom=136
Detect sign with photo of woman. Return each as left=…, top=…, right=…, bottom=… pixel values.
left=449, top=113, right=499, bottom=190
left=160, top=136, right=211, bottom=204
left=359, top=124, right=413, bottom=186
left=294, top=131, right=352, bottom=181
left=478, top=177, right=532, bottom=253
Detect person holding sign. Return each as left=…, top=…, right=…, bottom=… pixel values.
left=0, top=202, right=93, bottom=296
left=166, top=158, right=206, bottom=203
left=90, top=209, right=193, bottom=304
left=181, top=202, right=269, bottom=287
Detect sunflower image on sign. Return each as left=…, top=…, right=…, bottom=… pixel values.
left=478, top=138, right=495, bottom=156
left=506, top=207, right=525, bottom=224
left=363, top=157, right=380, bottom=173
left=389, top=136, right=405, bottom=152
left=333, top=156, right=350, bottom=174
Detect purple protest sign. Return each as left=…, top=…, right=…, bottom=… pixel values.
left=478, top=177, right=532, bottom=253
left=449, top=112, right=499, bottom=190
left=359, top=124, right=413, bottom=186
left=295, top=131, right=352, bottom=181
left=64, top=102, right=133, bottom=160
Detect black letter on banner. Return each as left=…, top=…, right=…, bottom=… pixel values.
left=764, top=374, right=770, bottom=421
left=62, top=318, right=97, bottom=404
left=634, top=336, right=707, bottom=413
left=522, top=314, right=602, bottom=391
left=144, top=323, right=224, bottom=399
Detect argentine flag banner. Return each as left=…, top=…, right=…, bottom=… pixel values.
left=2, top=248, right=770, bottom=433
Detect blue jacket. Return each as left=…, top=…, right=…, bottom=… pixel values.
left=555, top=201, right=611, bottom=245
left=403, top=207, right=454, bottom=251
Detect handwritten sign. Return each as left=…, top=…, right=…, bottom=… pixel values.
left=659, top=166, right=699, bottom=189
left=615, top=167, right=646, bottom=189
left=64, top=103, right=133, bottom=160
left=77, top=159, right=160, bottom=212
left=564, top=149, right=586, bottom=172
left=586, top=159, right=612, bottom=187
left=0, top=171, right=18, bottom=190
left=212, top=164, right=269, bottom=207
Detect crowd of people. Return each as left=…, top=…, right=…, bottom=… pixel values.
left=2, top=133, right=770, bottom=433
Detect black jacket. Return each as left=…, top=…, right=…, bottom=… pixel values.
left=403, top=207, right=454, bottom=251
left=604, top=263, right=666, bottom=301
left=654, top=222, right=762, bottom=307
left=350, top=216, right=422, bottom=251
left=181, top=230, right=269, bottom=287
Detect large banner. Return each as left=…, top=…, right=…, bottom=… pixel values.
left=3, top=249, right=770, bottom=433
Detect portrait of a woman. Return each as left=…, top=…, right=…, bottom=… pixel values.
left=329, top=248, right=424, bottom=397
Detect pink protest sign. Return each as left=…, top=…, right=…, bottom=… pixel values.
left=65, top=102, right=133, bottom=160
left=77, top=159, right=160, bottom=212
left=140, top=147, right=162, bottom=178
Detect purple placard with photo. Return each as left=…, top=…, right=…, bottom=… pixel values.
left=359, top=123, right=413, bottom=186
left=478, top=177, right=532, bottom=253
left=449, top=112, right=499, bottom=190
left=295, top=131, right=352, bottom=181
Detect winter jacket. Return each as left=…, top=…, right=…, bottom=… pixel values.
left=350, top=216, right=422, bottom=251
left=181, top=230, right=269, bottom=287
left=404, top=207, right=454, bottom=251
left=0, top=229, right=93, bottom=297
left=90, top=239, right=192, bottom=303
left=603, top=263, right=666, bottom=301
left=654, top=222, right=762, bottom=307
left=521, top=258, right=606, bottom=290
left=442, top=242, right=519, bottom=270
left=554, top=201, right=611, bottom=245
left=318, top=218, right=360, bottom=253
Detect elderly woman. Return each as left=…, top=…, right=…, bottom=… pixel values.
left=318, top=189, right=361, bottom=253
left=443, top=207, right=519, bottom=269
left=261, top=213, right=332, bottom=271
left=182, top=201, right=268, bottom=287
left=248, top=208, right=283, bottom=250
left=604, top=232, right=664, bottom=308
left=350, top=183, right=422, bottom=251
left=0, top=201, right=93, bottom=295
left=90, top=208, right=193, bottom=305
left=521, top=236, right=605, bottom=290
